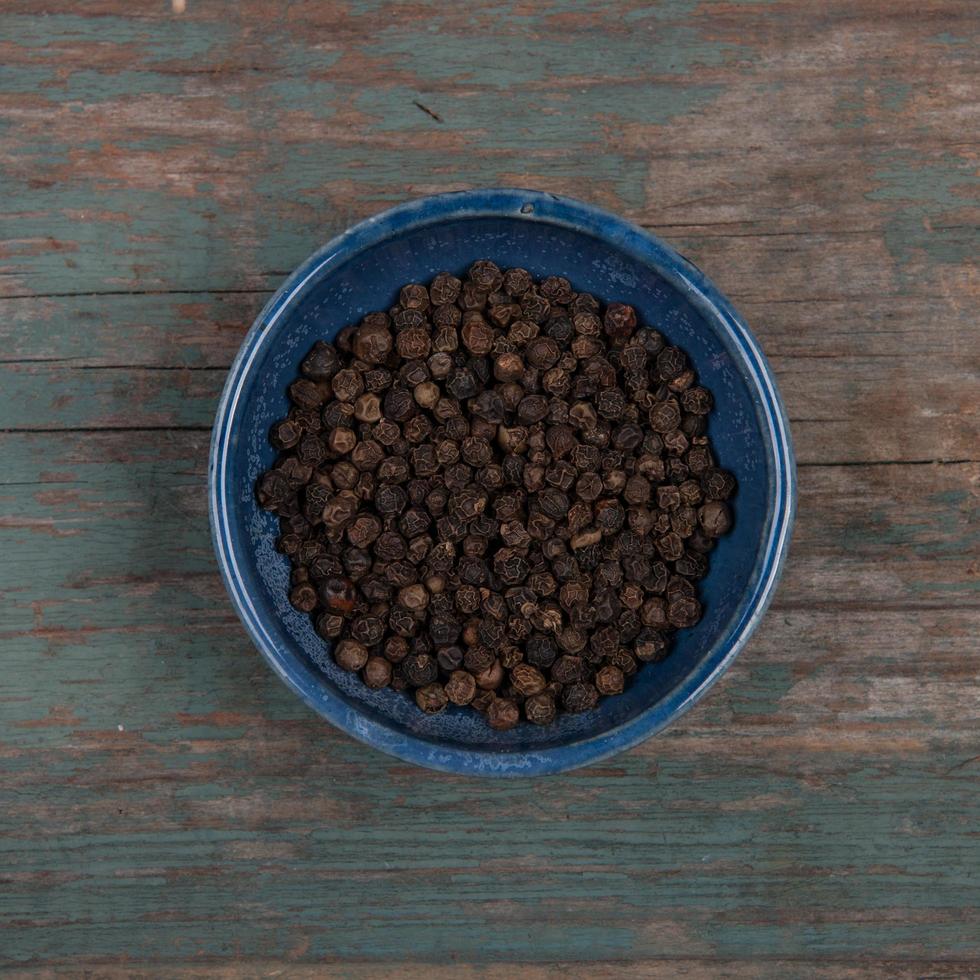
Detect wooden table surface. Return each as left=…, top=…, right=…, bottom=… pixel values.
left=2, top=1, right=978, bottom=974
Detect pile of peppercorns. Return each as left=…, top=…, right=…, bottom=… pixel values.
left=256, top=261, right=735, bottom=730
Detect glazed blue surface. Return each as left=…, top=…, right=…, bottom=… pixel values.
left=208, top=189, right=796, bottom=777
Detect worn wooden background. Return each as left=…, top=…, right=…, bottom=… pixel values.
left=1, top=0, right=978, bottom=974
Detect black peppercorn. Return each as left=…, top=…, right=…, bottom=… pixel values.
left=562, top=682, right=598, bottom=713
left=363, top=656, right=393, bottom=689
left=445, top=669, right=477, bottom=705
left=486, top=697, right=519, bottom=730
left=335, top=640, right=369, bottom=672
left=402, top=652, right=437, bottom=687
left=595, top=665, right=624, bottom=696
left=524, top=692, right=557, bottom=725
left=415, top=683, right=448, bottom=714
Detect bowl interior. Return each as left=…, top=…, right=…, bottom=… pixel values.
left=221, top=211, right=776, bottom=754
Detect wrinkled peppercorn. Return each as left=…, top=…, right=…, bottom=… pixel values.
left=334, top=640, right=369, bottom=672
left=363, top=656, right=392, bottom=689
left=524, top=692, right=557, bottom=725
left=595, top=665, right=625, bottom=695
left=562, top=682, right=599, bottom=713
left=487, top=697, right=520, bottom=730
left=416, top=683, right=448, bottom=714
left=403, top=652, right=438, bottom=687
left=445, top=669, right=477, bottom=704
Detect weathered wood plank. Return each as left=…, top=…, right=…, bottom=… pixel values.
left=0, top=291, right=259, bottom=368
left=2, top=297, right=978, bottom=463
left=2, top=287, right=977, bottom=368
left=9, top=966, right=980, bottom=980
left=0, top=1, right=976, bottom=297
left=1, top=671, right=977, bottom=965
left=1, top=356, right=976, bottom=464
left=1, top=434, right=977, bottom=635
left=7, top=964, right=980, bottom=980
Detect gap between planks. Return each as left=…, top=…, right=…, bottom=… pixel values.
left=11, top=957, right=980, bottom=974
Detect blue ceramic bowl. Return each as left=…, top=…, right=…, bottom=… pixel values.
left=209, top=189, right=795, bottom=777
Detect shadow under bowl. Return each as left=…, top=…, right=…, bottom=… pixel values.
left=209, top=189, right=796, bottom=777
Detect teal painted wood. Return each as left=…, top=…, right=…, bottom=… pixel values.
left=0, top=0, right=978, bottom=971
left=1, top=289, right=977, bottom=464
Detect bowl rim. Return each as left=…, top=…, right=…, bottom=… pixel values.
left=209, top=188, right=797, bottom=777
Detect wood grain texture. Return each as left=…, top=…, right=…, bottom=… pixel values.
left=0, top=0, right=978, bottom=973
